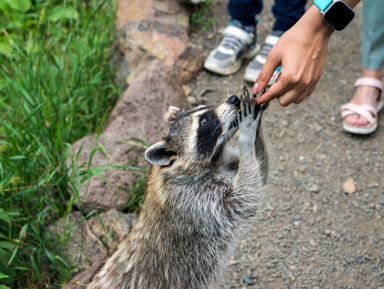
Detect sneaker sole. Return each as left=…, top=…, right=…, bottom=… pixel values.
left=204, top=43, right=261, bottom=76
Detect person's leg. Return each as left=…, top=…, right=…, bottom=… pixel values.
left=343, top=0, right=384, bottom=127
left=362, top=0, right=384, bottom=71
left=227, top=0, right=263, bottom=27
left=204, top=0, right=262, bottom=75
left=272, top=0, right=307, bottom=32
left=243, top=0, right=307, bottom=82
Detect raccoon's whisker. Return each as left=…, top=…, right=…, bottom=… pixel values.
left=211, top=123, right=222, bottom=137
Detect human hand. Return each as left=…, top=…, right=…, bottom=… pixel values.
left=253, top=5, right=334, bottom=106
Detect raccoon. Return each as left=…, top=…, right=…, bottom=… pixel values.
left=87, top=86, right=269, bottom=289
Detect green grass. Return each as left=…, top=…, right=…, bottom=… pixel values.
left=0, top=0, right=134, bottom=287
left=189, top=0, right=216, bottom=32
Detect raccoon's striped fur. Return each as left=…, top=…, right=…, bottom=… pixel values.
left=88, top=86, right=269, bottom=289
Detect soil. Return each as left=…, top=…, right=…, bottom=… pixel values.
left=187, top=1, right=384, bottom=288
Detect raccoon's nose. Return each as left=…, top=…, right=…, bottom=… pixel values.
left=227, top=95, right=240, bottom=107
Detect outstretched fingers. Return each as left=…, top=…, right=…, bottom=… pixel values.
left=256, top=53, right=281, bottom=95
left=255, top=72, right=318, bottom=107
left=255, top=79, right=291, bottom=106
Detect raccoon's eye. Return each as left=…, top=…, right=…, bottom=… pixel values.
left=200, top=117, right=210, bottom=126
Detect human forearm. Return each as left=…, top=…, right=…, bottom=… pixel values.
left=343, top=0, right=360, bottom=8
left=255, top=0, right=361, bottom=106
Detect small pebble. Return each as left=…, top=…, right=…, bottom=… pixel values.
left=293, top=216, right=301, bottom=222
left=355, top=256, right=363, bottom=264
left=243, top=274, right=253, bottom=285
left=369, top=203, right=376, bottom=209
left=309, top=239, right=317, bottom=247
left=379, top=199, right=384, bottom=206
left=309, top=184, right=319, bottom=193
left=187, top=96, right=197, bottom=105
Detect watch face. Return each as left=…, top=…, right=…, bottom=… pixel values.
left=324, top=1, right=355, bottom=31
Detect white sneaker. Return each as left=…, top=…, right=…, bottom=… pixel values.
left=243, top=31, right=283, bottom=83
left=204, top=21, right=260, bottom=76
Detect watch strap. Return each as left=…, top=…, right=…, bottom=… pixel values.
left=314, top=0, right=333, bottom=11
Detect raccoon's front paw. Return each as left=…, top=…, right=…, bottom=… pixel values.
left=237, top=86, right=268, bottom=147
left=238, top=89, right=261, bottom=132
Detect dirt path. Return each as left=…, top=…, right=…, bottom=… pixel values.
left=188, top=1, right=384, bottom=288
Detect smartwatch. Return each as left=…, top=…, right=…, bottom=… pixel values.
left=314, top=0, right=355, bottom=31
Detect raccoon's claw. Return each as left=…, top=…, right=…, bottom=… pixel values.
left=241, top=97, right=248, bottom=118
left=260, top=102, right=269, bottom=111
left=254, top=87, right=270, bottom=112
left=239, top=95, right=259, bottom=120
left=238, top=86, right=268, bottom=125
left=253, top=103, right=261, bottom=120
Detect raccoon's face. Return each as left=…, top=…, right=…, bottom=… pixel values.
left=145, top=94, right=241, bottom=167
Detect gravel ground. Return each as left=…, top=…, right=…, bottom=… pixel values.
left=187, top=1, right=384, bottom=288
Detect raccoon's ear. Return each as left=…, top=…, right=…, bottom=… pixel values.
left=164, top=106, right=180, bottom=121
left=145, top=141, right=176, bottom=166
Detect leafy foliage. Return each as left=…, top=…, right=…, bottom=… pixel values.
left=189, top=0, right=216, bottom=32
left=0, top=0, right=125, bottom=287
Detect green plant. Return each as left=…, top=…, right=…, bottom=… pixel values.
left=0, top=272, right=11, bottom=289
left=0, top=0, right=126, bottom=287
left=124, top=172, right=147, bottom=214
left=120, top=137, right=152, bottom=213
left=189, top=0, right=216, bottom=32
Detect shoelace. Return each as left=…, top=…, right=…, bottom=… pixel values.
left=221, top=34, right=247, bottom=53
left=259, top=43, right=273, bottom=58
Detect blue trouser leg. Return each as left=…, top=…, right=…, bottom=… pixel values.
left=227, top=0, right=263, bottom=26
left=271, top=0, right=307, bottom=31
left=227, top=0, right=307, bottom=31
left=362, top=0, right=384, bottom=70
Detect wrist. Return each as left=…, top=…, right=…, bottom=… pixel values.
left=313, top=0, right=355, bottom=31
left=300, top=5, right=335, bottom=37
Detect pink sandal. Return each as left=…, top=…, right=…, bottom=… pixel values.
left=340, top=77, right=384, bottom=134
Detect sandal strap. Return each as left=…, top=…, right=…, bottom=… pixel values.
left=340, top=103, right=377, bottom=124
left=355, top=77, right=384, bottom=101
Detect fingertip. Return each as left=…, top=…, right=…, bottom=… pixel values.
left=257, top=81, right=285, bottom=105
left=278, top=98, right=290, bottom=107
left=256, top=74, right=269, bottom=92
left=252, top=83, right=259, bottom=95
left=255, top=92, right=271, bottom=105
left=257, top=57, right=281, bottom=90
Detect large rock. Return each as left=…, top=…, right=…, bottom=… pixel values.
left=87, top=209, right=138, bottom=252
left=47, top=212, right=107, bottom=273
left=62, top=260, right=101, bottom=289
left=116, top=0, right=204, bottom=84
left=63, top=210, right=138, bottom=289
left=69, top=60, right=190, bottom=213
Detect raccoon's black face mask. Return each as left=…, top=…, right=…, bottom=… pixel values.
left=145, top=95, right=240, bottom=167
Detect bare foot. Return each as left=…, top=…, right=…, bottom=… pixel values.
left=343, top=86, right=381, bottom=126
left=343, top=69, right=383, bottom=127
